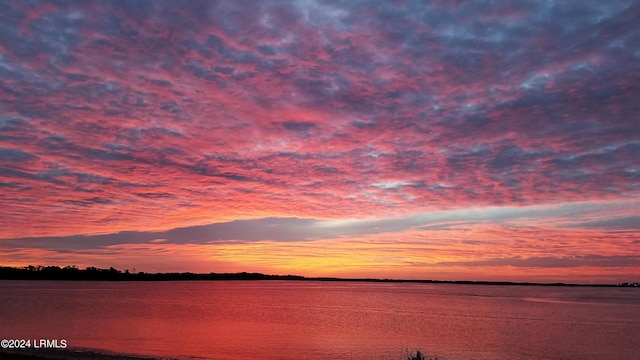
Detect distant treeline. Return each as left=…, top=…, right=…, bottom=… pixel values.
left=0, top=265, right=633, bottom=287
left=0, top=265, right=305, bottom=281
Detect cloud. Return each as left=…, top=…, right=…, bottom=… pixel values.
left=437, top=255, right=640, bottom=269
left=568, top=216, right=640, bottom=230
left=2, top=200, right=637, bottom=249
left=0, top=0, right=638, bottom=281
left=0, top=148, right=38, bottom=162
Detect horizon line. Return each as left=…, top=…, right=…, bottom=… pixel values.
left=2, top=265, right=638, bottom=288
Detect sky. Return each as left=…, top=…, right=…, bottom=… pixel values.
left=0, top=0, right=639, bottom=283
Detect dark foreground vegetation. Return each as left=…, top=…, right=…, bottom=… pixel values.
left=0, top=265, right=304, bottom=281
left=0, top=348, right=159, bottom=360
left=0, top=265, right=634, bottom=287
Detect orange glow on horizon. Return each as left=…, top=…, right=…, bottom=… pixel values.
left=3, top=224, right=638, bottom=284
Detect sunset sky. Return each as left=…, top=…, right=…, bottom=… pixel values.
left=1, top=0, right=639, bottom=283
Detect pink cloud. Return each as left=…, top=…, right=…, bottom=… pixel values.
left=1, top=1, right=638, bottom=281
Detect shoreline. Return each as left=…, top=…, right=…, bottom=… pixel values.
left=3, top=265, right=636, bottom=287
left=0, top=348, right=167, bottom=360
left=0, top=277, right=631, bottom=288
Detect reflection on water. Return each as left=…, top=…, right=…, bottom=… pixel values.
left=1, top=280, right=639, bottom=359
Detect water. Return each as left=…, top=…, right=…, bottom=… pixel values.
left=1, top=280, right=638, bottom=360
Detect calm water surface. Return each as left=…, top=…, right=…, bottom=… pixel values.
left=1, top=280, right=638, bottom=359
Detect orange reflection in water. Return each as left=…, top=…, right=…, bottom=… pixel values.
left=2, top=281, right=639, bottom=360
